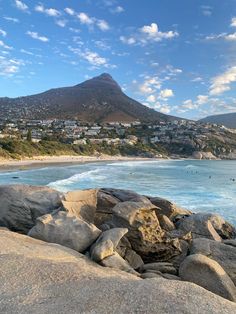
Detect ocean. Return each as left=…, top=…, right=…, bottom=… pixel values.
left=0, top=159, right=236, bottom=225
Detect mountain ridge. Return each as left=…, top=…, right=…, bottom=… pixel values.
left=0, top=73, right=182, bottom=123
left=199, top=112, right=236, bottom=129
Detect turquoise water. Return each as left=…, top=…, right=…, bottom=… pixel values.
left=0, top=159, right=236, bottom=225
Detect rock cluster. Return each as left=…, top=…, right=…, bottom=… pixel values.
left=0, top=184, right=236, bottom=312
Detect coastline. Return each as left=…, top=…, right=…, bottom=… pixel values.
left=0, top=153, right=234, bottom=172
left=0, top=154, right=156, bottom=171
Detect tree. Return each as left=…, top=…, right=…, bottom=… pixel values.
left=27, top=129, right=32, bottom=142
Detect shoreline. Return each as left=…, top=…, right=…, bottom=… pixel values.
left=0, top=154, right=234, bottom=172
left=0, top=155, right=157, bottom=171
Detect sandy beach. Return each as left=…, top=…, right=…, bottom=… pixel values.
left=0, top=155, right=155, bottom=171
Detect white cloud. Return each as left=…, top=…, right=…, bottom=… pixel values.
left=77, top=12, right=94, bottom=25
left=64, top=7, right=75, bottom=16
left=139, top=76, right=162, bottom=94
left=69, top=46, right=114, bottom=68
left=69, top=27, right=80, bottom=33
left=120, top=36, right=136, bottom=45
left=0, top=29, right=7, bottom=37
left=160, top=105, right=171, bottom=114
left=65, top=8, right=110, bottom=31
left=207, top=32, right=236, bottom=42
left=15, top=0, right=28, bottom=11
left=20, top=49, right=33, bottom=55
left=225, top=33, right=236, bottom=41
left=209, top=66, right=236, bottom=95
left=231, top=17, right=236, bottom=27
left=94, top=40, right=111, bottom=50
left=82, top=50, right=107, bottom=66
left=0, top=56, right=24, bottom=77
left=0, top=40, right=12, bottom=50
left=201, top=5, right=212, bottom=16
left=206, top=18, right=236, bottom=41
left=26, top=31, right=49, bottom=42
left=141, top=23, right=179, bottom=42
left=56, top=20, right=67, bottom=28
left=182, top=99, right=197, bottom=110
left=191, top=77, right=203, bottom=82
left=111, top=6, right=124, bottom=14
left=159, top=89, right=174, bottom=99
left=77, top=12, right=110, bottom=31
left=120, top=23, right=178, bottom=46
left=120, top=36, right=135, bottom=45
left=196, top=95, right=208, bottom=105
left=3, top=16, right=19, bottom=23
left=205, top=33, right=226, bottom=40
left=97, top=19, right=110, bottom=31
left=35, top=5, right=61, bottom=17
left=146, top=95, right=156, bottom=102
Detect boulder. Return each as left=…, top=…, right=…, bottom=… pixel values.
left=112, top=201, right=181, bottom=262
left=224, top=239, right=236, bottom=248
left=203, top=213, right=236, bottom=239
left=100, top=188, right=150, bottom=203
left=192, top=151, right=217, bottom=160
left=161, top=273, right=181, bottom=281
left=90, top=228, right=128, bottom=262
left=116, top=236, right=144, bottom=269
left=140, top=262, right=177, bottom=275
left=28, top=211, right=101, bottom=253
left=116, top=235, right=132, bottom=256
left=170, top=240, right=189, bottom=269
left=0, top=184, right=62, bottom=234
left=177, top=213, right=222, bottom=241
left=124, top=249, right=144, bottom=270
left=179, top=254, right=236, bottom=302
left=62, top=189, right=98, bottom=223
left=158, top=214, right=175, bottom=231
left=147, top=196, right=191, bottom=220
left=97, top=190, right=120, bottom=212
left=95, top=190, right=120, bottom=227
left=1, top=230, right=236, bottom=314
left=141, top=272, right=162, bottom=279
left=190, top=238, right=236, bottom=285
left=100, top=252, right=138, bottom=275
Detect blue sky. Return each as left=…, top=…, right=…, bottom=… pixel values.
left=0, top=0, right=236, bottom=120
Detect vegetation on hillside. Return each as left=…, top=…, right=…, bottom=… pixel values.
left=0, top=138, right=168, bottom=160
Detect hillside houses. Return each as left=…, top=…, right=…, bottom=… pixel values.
left=0, top=117, right=233, bottom=152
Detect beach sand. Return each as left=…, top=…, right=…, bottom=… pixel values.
left=0, top=155, right=154, bottom=171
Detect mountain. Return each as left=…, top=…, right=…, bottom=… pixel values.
left=199, top=112, right=236, bottom=129
left=0, top=73, right=180, bottom=123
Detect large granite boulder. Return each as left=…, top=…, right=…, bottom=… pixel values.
left=224, top=239, right=236, bottom=248
left=116, top=236, right=144, bottom=269
left=1, top=229, right=236, bottom=314
left=100, top=251, right=138, bottom=275
left=179, top=254, right=236, bottom=302
left=28, top=211, right=101, bottom=252
left=203, top=213, right=236, bottom=239
left=112, top=201, right=181, bottom=262
left=0, top=184, right=62, bottom=234
left=95, top=190, right=120, bottom=227
left=147, top=196, right=191, bottom=220
left=90, top=227, right=128, bottom=262
left=190, top=238, right=236, bottom=285
left=100, top=188, right=150, bottom=203
left=140, top=262, right=177, bottom=275
left=62, top=189, right=98, bottom=223
left=177, top=213, right=222, bottom=241
left=158, top=214, right=175, bottom=231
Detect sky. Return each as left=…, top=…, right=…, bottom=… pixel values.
left=0, top=0, right=236, bottom=120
